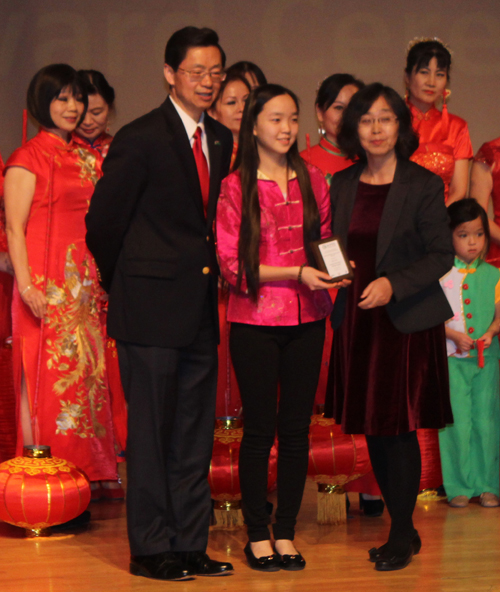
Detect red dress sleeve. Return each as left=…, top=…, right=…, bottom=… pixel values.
left=452, top=118, right=473, bottom=161
left=5, top=143, right=39, bottom=176
left=474, top=141, right=495, bottom=166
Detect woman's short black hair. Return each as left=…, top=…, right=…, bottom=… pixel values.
left=226, top=61, right=267, bottom=86
left=447, top=198, right=491, bottom=254
left=78, top=69, right=115, bottom=109
left=27, top=63, right=88, bottom=128
left=405, top=39, right=452, bottom=77
left=164, top=26, right=226, bottom=71
left=315, top=73, right=364, bottom=112
left=337, top=83, right=419, bottom=162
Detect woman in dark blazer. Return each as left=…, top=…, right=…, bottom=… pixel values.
left=324, top=83, right=454, bottom=571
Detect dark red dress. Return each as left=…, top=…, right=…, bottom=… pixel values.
left=327, top=182, right=451, bottom=436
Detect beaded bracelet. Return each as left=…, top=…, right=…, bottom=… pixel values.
left=297, top=264, right=306, bottom=284
left=21, top=285, right=32, bottom=297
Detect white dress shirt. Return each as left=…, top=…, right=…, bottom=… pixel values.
left=169, top=95, right=210, bottom=172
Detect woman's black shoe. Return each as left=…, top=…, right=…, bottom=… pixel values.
left=359, top=494, right=385, bottom=517
left=244, top=542, right=281, bottom=572
left=368, top=532, right=421, bottom=562
left=368, top=532, right=421, bottom=563
left=276, top=551, right=306, bottom=571
left=368, top=543, right=389, bottom=563
left=374, top=544, right=414, bottom=571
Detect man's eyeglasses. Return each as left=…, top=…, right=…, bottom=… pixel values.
left=177, top=68, right=226, bottom=83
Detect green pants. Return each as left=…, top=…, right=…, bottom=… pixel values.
left=439, top=356, right=500, bottom=499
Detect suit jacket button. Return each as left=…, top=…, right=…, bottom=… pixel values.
left=206, top=236, right=210, bottom=242
left=202, top=266, right=210, bottom=275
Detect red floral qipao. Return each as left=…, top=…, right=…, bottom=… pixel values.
left=408, top=103, right=472, bottom=202
left=72, top=132, right=113, bottom=162
left=5, top=130, right=116, bottom=480
left=474, top=138, right=500, bottom=266
left=73, top=131, right=127, bottom=459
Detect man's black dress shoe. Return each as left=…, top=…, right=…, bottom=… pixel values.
left=130, top=552, right=195, bottom=581
left=368, top=531, right=421, bottom=563
left=374, top=544, right=414, bottom=571
left=359, top=494, right=385, bottom=517
left=244, top=542, right=281, bottom=572
left=276, top=551, right=306, bottom=571
left=179, top=551, right=233, bottom=576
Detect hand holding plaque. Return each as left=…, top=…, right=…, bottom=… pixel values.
left=311, top=236, right=354, bottom=283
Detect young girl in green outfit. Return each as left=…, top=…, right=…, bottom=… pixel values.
left=439, top=198, right=500, bottom=508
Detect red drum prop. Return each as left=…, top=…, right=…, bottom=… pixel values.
left=0, top=445, right=90, bottom=537
left=308, top=415, right=371, bottom=524
left=209, top=417, right=278, bottom=529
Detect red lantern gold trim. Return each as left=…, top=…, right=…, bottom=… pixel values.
left=0, top=445, right=91, bottom=537
left=308, top=415, right=371, bottom=524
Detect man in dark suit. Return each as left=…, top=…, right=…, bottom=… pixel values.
left=85, top=27, right=233, bottom=581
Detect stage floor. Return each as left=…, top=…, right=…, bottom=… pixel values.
left=1, top=475, right=499, bottom=592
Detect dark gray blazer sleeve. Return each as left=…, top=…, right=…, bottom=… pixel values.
left=386, top=173, right=454, bottom=302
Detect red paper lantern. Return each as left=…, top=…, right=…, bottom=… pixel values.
left=0, top=445, right=91, bottom=536
left=209, top=417, right=277, bottom=528
left=308, top=415, right=372, bottom=524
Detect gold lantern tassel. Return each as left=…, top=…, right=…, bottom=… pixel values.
left=317, top=484, right=346, bottom=525
left=212, top=500, right=245, bottom=529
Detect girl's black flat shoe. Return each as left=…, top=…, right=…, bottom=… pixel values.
left=244, top=542, right=281, bottom=572
left=276, top=551, right=306, bottom=571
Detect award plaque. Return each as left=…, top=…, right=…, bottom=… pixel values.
left=311, top=236, right=354, bottom=282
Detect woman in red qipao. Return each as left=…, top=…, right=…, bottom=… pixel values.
left=301, top=74, right=385, bottom=515
left=74, top=70, right=114, bottom=160
left=404, top=39, right=472, bottom=491
left=404, top=38, right=472, bottom=204
left=209, top=73, right=252, bottom=417
left=209, top=74, right=251, bottom=174
left=3, top=64, right=117, bottom=487
left=301, top=73, right=364, bottom=186
left=470, top=138, right=500, bottom=267
left=74, top=70, right=126, bottom=500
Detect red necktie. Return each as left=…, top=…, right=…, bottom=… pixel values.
left=193, top=126, right=210, bottom=214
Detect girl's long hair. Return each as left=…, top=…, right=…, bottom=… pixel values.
left=233, top=83, right=320, bottom=301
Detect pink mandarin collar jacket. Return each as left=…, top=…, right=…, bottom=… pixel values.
left=216, top=165, right=333, bottom=326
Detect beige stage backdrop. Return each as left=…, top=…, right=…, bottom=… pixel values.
left=1, top=0, right=500, bottom=160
